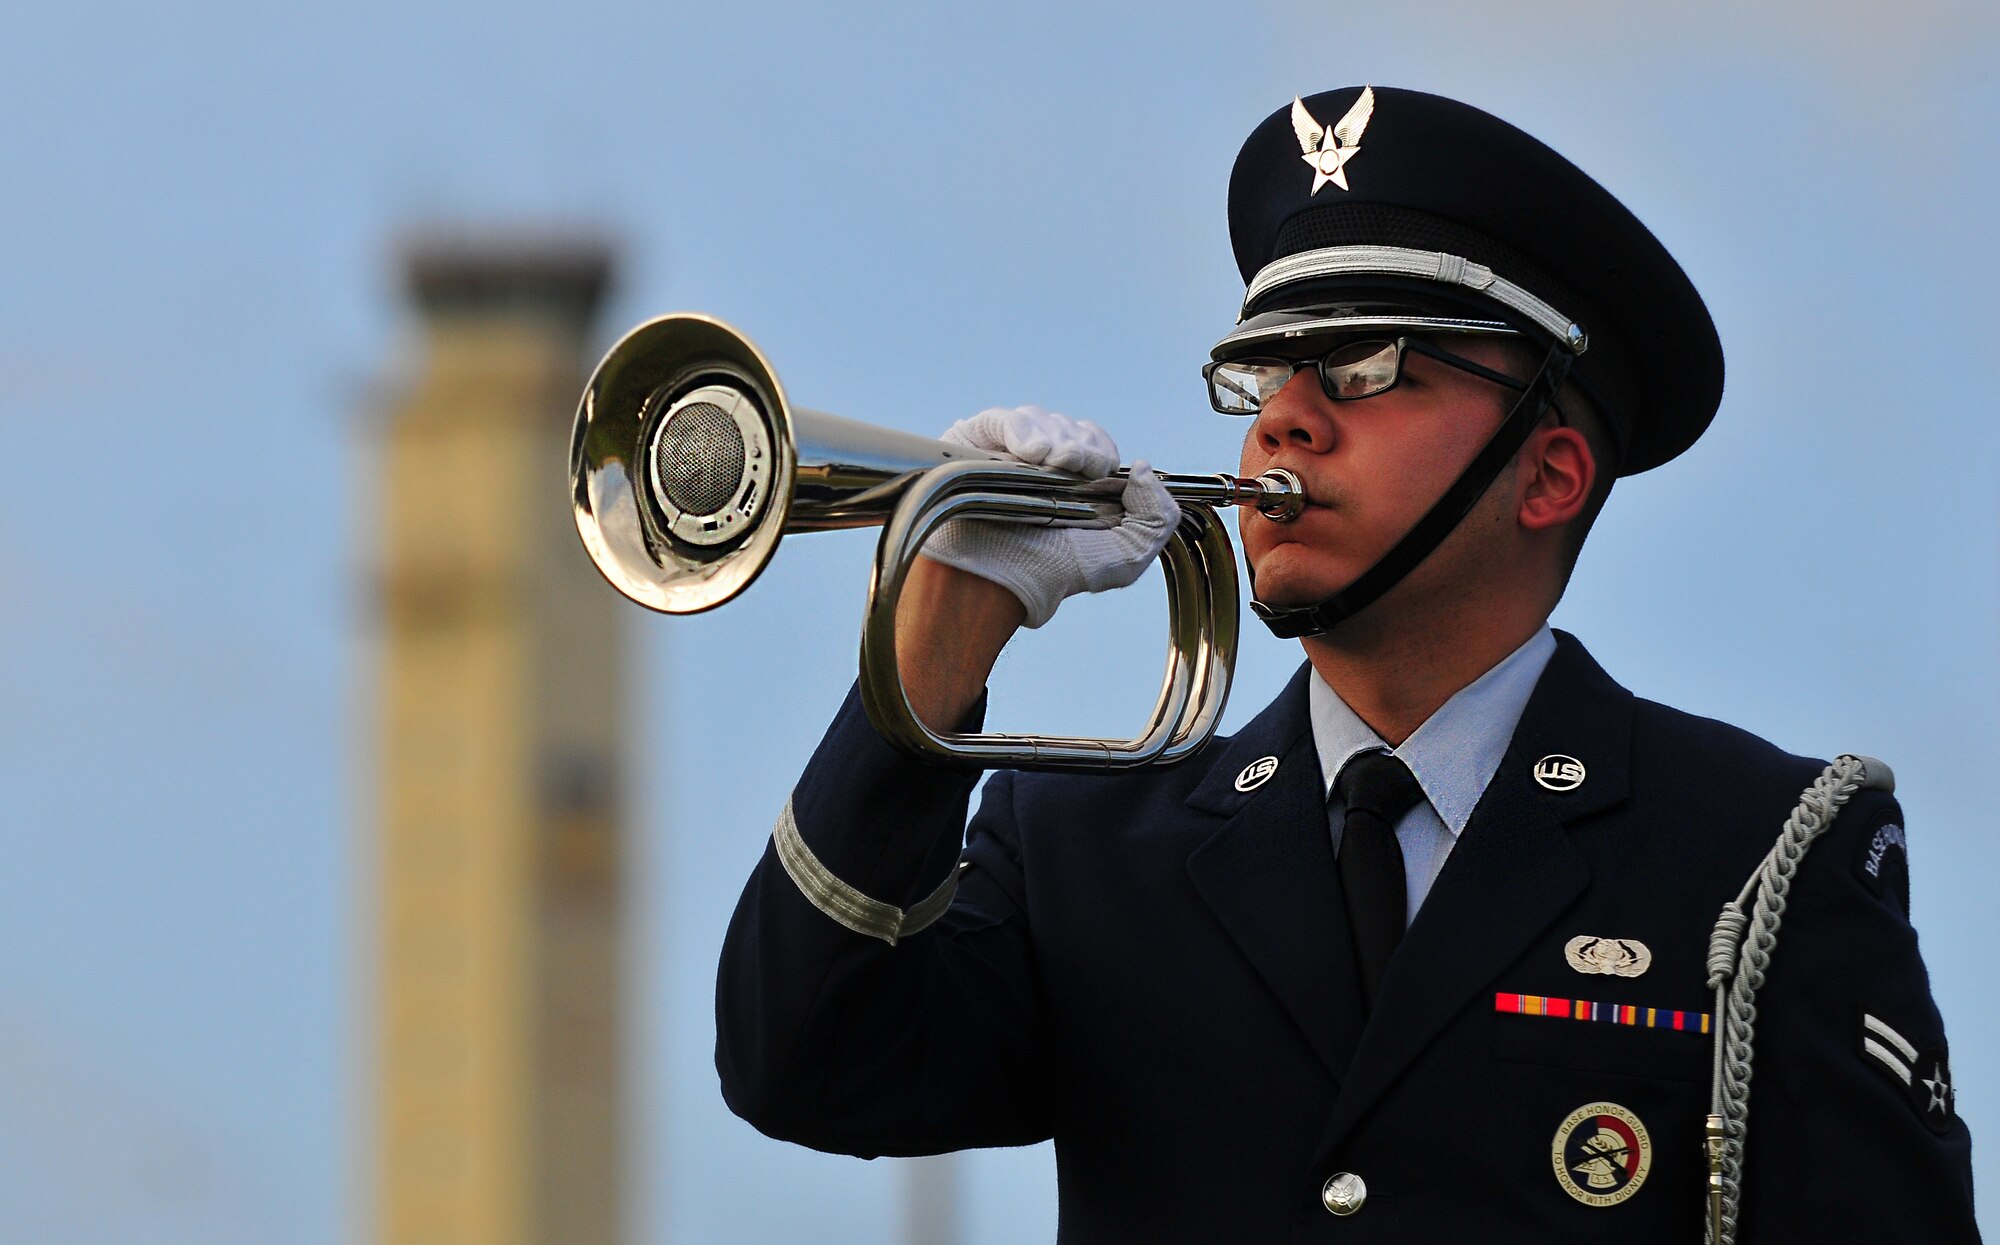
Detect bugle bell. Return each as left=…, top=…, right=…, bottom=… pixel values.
left=569, top=312, right=1303, bottom=771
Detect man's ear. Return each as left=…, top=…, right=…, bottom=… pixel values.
left=1518, top=425, right=1595, bottom=532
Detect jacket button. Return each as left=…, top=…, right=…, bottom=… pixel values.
left=1321, top=1172, right=1367, bottom=1215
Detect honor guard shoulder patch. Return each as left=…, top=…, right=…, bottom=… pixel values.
left=1857, top=809, right=1910, bottom=915
left=1860, top=1011, right=1956, bottom=1134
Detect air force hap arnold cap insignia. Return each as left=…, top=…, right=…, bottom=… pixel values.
left=1218, top=86, right=1724, bottom=476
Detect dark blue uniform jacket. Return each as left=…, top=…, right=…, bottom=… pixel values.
left=718, top=632, right=1977, bottom=1242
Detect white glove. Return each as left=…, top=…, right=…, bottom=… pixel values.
left=923, top=405, right=1181, bottom=629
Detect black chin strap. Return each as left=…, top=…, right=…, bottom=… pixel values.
left=1251, top=341, right=1575, bottom=640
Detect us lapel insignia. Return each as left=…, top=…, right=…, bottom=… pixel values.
left=1533, top=754, right=1586, bottom=791
left=1551, top=1101, right=1652, bottom=1207
left=1234, top=755, right=1279, bottom=792
left=1291, top=86, right=1375, bottom=194
left=1565, top=935, right=1652, bottom=978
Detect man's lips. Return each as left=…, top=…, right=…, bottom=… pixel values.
left=1249, top=460, right=1337, bottom=512
left=1251, top=483, right=1336, bottom=516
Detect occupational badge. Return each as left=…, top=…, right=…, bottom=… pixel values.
left=1564, top=935, right=1653, bottom=978
left=1234, top=756, right=1279, bottom=792
left=1551, top=1101, right=1652, bottom=1207
left=1291, top=86, right=1375, bottom=195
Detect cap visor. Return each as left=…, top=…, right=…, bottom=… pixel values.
left=1212, top=307, right=1515, bottom=362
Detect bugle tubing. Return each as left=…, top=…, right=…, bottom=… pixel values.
left=569, top=312, right=1303, bottom=771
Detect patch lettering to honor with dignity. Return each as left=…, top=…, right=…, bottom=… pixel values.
left=1551, top=1101, right=1652, bottom=1207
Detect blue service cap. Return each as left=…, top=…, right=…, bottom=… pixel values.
left=1217, top=86, right=1724, bottom=476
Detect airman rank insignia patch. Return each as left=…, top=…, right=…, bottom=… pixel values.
left=1552, top=1101, right=1652, bottom=1207
left=1860, top=1011, right=1956, bottom=1134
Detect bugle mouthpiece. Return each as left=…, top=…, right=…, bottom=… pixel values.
left=1252, top=468, right=1306, bottom=523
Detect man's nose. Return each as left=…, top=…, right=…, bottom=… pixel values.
left=1251, top=370, right=1336, bottom=454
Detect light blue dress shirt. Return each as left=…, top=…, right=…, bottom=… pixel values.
left=1309, top=625, right=1557, bottom=926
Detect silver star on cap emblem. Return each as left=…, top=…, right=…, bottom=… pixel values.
left=1292, top=86, right=1376, bottom=195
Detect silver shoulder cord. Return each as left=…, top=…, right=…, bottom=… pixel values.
left=1702, top=753, right=1894, bottom=1244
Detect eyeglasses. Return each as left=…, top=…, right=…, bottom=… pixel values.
left=1203, top=336, right=1537, bottom=416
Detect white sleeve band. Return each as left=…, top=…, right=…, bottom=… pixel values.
left=771, top=796, right=966, bottom=946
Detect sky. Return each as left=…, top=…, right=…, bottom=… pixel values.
left=2, top=1, right=1996, bottom=1241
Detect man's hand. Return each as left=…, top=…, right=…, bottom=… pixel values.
left=926, top=406, right=1181, bottom=629
left=895, top=406, right=1180, bottom=733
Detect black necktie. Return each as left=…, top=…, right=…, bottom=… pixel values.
left=1335, top=750, right=1426, bottom=1008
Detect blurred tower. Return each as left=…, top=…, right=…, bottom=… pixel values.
left=903, top=1154, right=960, bottom=1245
left=372, top=236, right=626, bottom=1245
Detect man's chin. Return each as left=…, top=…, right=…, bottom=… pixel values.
left=1247, top=553, right=1354, bottom=611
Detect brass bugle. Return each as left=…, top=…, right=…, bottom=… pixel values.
left=569, top=312, right=1304, bottom=771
